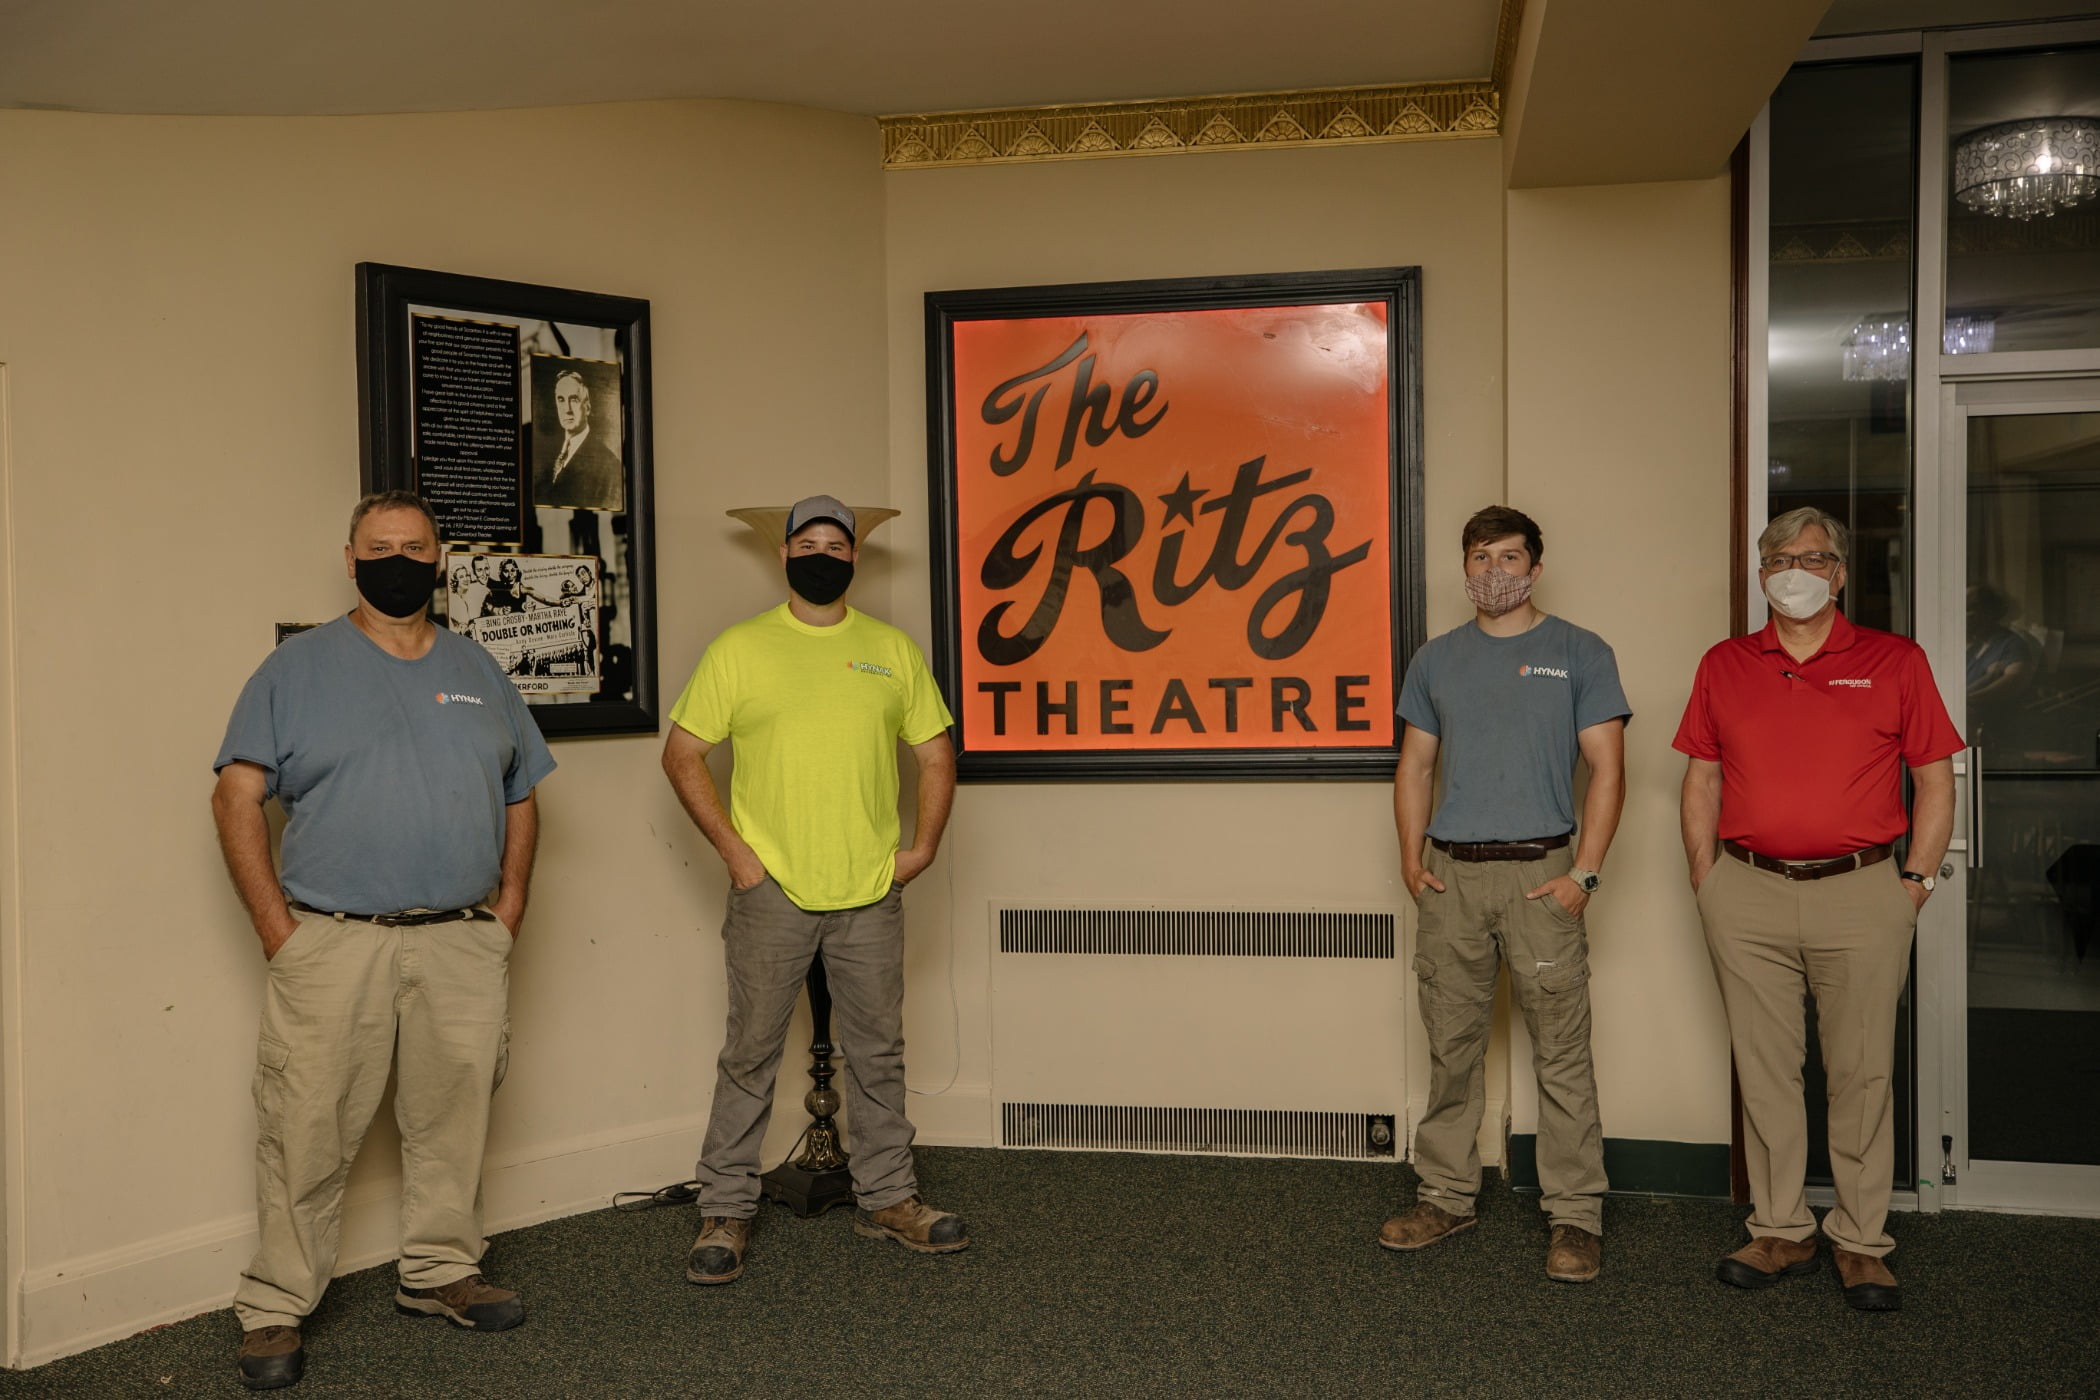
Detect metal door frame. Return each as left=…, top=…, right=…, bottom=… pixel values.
left=1929, top=378, right=2100, bottom=1217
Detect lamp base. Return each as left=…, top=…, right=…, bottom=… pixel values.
left=759, top=1160, right=855, bottom=1218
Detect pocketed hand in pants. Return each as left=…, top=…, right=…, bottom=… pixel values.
left=1697, top=855, right=1917, bottom=1258
left=1411, top=846, right=1608, bottom=1233
left=695, top=876, right=919, bottom=1218
left=234, top=911, right=513, bottom=1331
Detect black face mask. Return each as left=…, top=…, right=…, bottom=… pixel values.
left=786, top=553, right=854, bottom=606
left=354, top=554, right=439, bottom=619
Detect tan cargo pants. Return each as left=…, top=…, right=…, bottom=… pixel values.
left=1696, top=852, right=1916, bottom=1258
left=1411, top=844, right=1607, bottom=1233
left=232, top=908, right=513, bottom=1330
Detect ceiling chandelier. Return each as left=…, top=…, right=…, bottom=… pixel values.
left=1953, top=116, right=2100, bottom=221
left=1840, top=314, right=1996, bottom=381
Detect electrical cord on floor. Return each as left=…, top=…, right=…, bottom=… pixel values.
left=613, top=1122, right=826, bottom=1212
left=612, top=1180, right=701, bottom=1211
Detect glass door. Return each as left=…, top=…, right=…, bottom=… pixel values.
left=1938, top=385, right=2100, bottom=1213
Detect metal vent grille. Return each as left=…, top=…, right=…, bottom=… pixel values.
left=1000, top=1102, right=1393, bottom=1160
left=997, top=907, right=1394, bottom=959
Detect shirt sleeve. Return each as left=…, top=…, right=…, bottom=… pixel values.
left=1898, top=643, right=1966, bottom=767
left=498, top=683, right=557, bottom=803
left=1395, top=641, right=1440, bottom=738
left=667, top=642, right=735, bottom=744
left=898, top=640, right=957, bottom=746
left=213, top=660, right=284, bottom=796
left=1671, top=650, right=1721, bottom=761
left=1574, top=635, right=1634, bottom=731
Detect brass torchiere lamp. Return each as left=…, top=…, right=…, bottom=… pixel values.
left=724, top=504, right=899, bottom=1217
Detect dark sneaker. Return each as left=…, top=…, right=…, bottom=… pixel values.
left=687, top=1216, right=753, bottom=1284
left=393, top=1273, right=525, bottom=1330
left=1833, top=1247, right=1901, bottom=1311
left=853, top=1195, right=970, bottom=1253
left=1545, top=1224, right=1602, bottom=1283
left=236, top=1325, right=305, bottom=1390
left=1716, top=1235, right=1820, bottom=1290
left=1377, top=1201, right=1476, bottom=1252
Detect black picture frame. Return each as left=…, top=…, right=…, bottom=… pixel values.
left=925, top=266, right=1424, bottom=783
left=356, top=262, right=658, bottom=739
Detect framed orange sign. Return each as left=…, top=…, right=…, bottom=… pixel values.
left=925, top=268, right=1423, bottom=781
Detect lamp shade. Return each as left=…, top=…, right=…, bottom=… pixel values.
left=726, top=506, right=900, bottom=545
left=1954, top=116, right=2100, bottom=221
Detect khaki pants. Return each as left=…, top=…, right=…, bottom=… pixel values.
left=694, top=876, right=919, bottom=1218
left=1697, top=853, right=1916, bottom=1258
left=1411, top=844, right=1607, bottom=1232
left=232, top=909, right=513, bottom=1330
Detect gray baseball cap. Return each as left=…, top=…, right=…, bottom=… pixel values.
left=785, top=494, right=856, bottom=542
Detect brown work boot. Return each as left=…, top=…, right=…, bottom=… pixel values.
left=1715, top=1235, right=1820, bottom=1290
left=853, top=1195, right=970, bottom=1253
left=235, top=1325, right=304, bottom=1390
left=1833, top=1248, right=1901, bottom=1311
left=1377, top=1201, right=1476, bottom=1252
left=687, top=1215, right=753, bottom=1284
left=1545, top=1224, right=1601, bottom=1283
left=393, top=1273, right=524, bottom=1330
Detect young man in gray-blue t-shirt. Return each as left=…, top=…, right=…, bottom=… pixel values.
left=1379, top=506, right=1630, bottom=1285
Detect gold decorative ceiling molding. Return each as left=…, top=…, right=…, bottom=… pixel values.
left=880, top=81, right=1499, bottom=170
left=1492, top=0, right=1527, bottom=98
left=1771, top=216, right=2100, bottom=265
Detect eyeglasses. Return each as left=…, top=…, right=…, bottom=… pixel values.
left=1759, top=551, right=1842, bottom=574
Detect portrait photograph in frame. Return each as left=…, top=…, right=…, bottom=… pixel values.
left=924, top=266, right=1424, bottom=782
left=356, top=262, right=658, bottom=739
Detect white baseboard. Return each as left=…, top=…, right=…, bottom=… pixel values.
left=16, top=1113, right=707, bottom=1370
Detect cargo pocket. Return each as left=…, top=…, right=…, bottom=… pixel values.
left=1522, top=951, right=1593, bottom=1051
left=493, top=1016, right=511, bottom=1093
left=252, top=1034, right=292, bottom=1142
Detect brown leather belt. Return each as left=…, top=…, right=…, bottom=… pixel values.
left=1722, top=840, right=1892, bottom=882
left=291, top=901, right=495, bottom=928
left=1430, top=833, right=1571, bottom=863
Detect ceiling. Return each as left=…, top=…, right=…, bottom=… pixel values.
left=0, top=0, right=1502, bottom=118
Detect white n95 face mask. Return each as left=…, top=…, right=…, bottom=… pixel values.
left=1764, top=568, right=1832, bottom=620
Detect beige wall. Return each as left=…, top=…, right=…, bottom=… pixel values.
left=0, top=111, right=1738, bottom=1369
left=881, top=139, right=1512, bottom=1150
left=0, top=99, right=888, bottom=1365
left=1503, top=178, right=1736, bottom=1144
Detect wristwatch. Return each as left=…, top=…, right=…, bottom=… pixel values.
left=1901, top=870, right=1935, bottom=892
left=1570, top=868, right=1601, bottom=894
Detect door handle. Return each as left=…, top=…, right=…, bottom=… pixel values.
left=1968, top=744, right=1984, bottom=870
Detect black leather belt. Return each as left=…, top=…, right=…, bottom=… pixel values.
left=1430, top=833, right=1571, bottom=863
left=1722, top=840, right=1892, bottom=882
left=290, top=902, right=495, bottom=928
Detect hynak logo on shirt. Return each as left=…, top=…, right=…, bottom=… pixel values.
left=1518, top=665, right=1570, bottom=679
left=1829, top=678, right=1872, bottom=689
left=434, top=692, right=487, bottom=706
left=847, top=661, right=894, bottom=677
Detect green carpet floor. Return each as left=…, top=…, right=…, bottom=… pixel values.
left=5, top=1147, right=2095, bottom=1398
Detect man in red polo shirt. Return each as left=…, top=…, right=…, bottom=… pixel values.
left=1675, top=506, right=1958, bottom=1312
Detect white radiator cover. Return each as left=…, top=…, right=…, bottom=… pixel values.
left=988, top=905, right=1408, bottom=1160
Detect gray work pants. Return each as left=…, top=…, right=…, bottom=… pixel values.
left=694, top=876, right=919, bottom=1217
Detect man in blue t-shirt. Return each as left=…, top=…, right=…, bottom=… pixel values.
left=211, top=492, right=555, bottom=1391
left=1380, top=505, right=1630, bottom=1285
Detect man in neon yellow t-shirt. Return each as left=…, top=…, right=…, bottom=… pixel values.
left=663, top=494, right=960, bottom=1285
